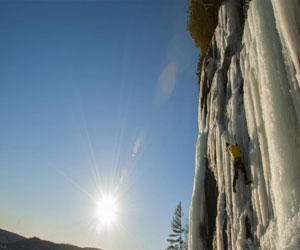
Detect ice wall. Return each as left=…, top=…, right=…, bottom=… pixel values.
left=189, top=0, right=300, bottom=249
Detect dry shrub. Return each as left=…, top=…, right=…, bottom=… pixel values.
left=187, top=0, right=223, bottom=54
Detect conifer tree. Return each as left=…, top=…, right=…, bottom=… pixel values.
left=166, top=202, right=185, bottom=250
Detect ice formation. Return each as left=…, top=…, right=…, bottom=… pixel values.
left=189, top=0, right=300, bottom=249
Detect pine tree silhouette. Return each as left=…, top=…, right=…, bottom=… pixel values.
left=166, top=202, right=185, bottom=250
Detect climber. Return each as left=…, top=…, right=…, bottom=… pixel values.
left=226, top=143, right=252, bottom=193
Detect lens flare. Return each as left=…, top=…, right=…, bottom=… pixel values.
left=155, top=61, right=177, bottom=104
left=132, top=138, right=141, bottom=158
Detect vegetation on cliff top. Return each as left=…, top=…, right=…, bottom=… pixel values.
left=187, top=0, right=223, bottom=54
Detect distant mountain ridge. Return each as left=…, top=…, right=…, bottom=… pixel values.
left=0, top=228, right=25, bottom=244
left=0, top=228, right=101, bottom=250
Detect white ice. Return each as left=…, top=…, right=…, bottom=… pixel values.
left=189, top=0, right=300, bottom=249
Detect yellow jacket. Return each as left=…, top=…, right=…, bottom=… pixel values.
left=228, top=145, right=242, bottom=159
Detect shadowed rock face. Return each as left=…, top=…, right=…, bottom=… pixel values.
left=0, top=229, right=101, bottom=250
left=204, top=159, right=218, bottom=250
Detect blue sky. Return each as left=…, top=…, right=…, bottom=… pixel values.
left=0, top=1, right=199, bottom=249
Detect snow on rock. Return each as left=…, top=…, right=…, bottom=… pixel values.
left=189, top=0, right=300, bottom=249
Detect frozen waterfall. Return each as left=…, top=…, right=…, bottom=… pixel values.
left=189, top=0, right=300, bottom=249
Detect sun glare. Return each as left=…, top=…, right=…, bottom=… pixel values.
left=96, top=195, right=118, bottom=228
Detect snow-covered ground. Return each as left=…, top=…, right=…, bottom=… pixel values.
left=189, top=0, right=300, bottom=249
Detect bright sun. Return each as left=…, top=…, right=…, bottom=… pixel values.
left=96, top=195, right=118, bottom=228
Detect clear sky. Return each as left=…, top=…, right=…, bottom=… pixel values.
left=0, top=1, right=199, bottom=249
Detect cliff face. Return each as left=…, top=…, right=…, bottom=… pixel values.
left=189, top=0, right=300, bottom=249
